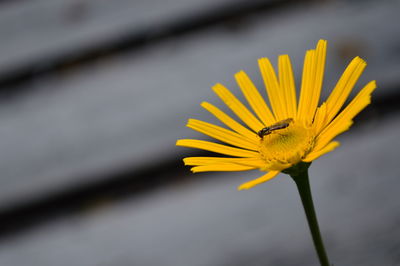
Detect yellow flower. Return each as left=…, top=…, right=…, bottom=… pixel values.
left=176, top=40, right=376, bottom=190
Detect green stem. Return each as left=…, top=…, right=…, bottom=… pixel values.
left=290, top=169, right=330, bottom=266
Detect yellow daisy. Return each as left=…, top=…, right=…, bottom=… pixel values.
left=176, top=40, right=376, bottom=190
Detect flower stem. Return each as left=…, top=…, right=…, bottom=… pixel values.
left=290, top=168, right=330, bottom=266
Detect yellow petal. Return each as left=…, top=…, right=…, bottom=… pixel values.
left=297, top=49, right=316, bottom=122
left=324, top=56, right=367, bottom=125
left=297, top=40, right=327, bottom=124
left=332, top=80, right=376, bottom=125
left=278, top=54, right=297, bottom=118
left=238, top=171, right=280, bottom=190
left=313, top=102, right=327, bottom=134
left=315, top=80, right=376, bottom=149
left=310, top=40, right=327, bottom=119
left=184, top=157, right=265, bottom=168
left=187, top=119, right=259, bottom=150
left=191, top=164, right=256, bottom=173
left=201, top=102, right=257, bottom=140
left=259, top=58, right=286, bottom=120
left=212, top=83, right=264, bottom=132
left=313, top=120, right=352, bottom=152
left=303, top=141, right=340, bottom=162
left=176, top=139, right=259, bottom=157
left=235, top=71, right=275, bottom=125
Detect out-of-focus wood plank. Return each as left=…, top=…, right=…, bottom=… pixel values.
left=0, top=1, right=399, bottom=208
left=0, top=0, right=273, bottom=76
left=0, top=113, right=399, bottom=266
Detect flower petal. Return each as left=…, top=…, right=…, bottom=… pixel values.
left=313, top=102, right=327, bottom=134
left=298, top=40, right=327, bottom=124
left=332, top=80, right=376, bottom=125
left=324, top=56, right=367, bottom=125
left=176, top=139, right=259, bottom=157
left=184, top=157, right=265, bottom=168
left=235, top=71, right=275, bottom=125
left=313, top=120, right=352, bottom=153
left=311, top=40, right=327, bottom=117
left=303, top=141, right=340, bottom=162
left=238, top=171, right=280, bottom=190
left=212, top=83, right=264, bottom=132
left=259, top=58, right=287, bottom=120
left=297, top=49, right=316, bottom=122
left=187, top=119, right=259, bottom=150
left=201, top=102, right=257, bottom=140
left=315, top=80, right=376, bottom=150
left=191, top=164, right=256, bottom=173
left=278, top=54, right=297, bottom=118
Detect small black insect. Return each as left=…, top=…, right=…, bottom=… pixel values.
left=257, top=118, right=293, bottom=139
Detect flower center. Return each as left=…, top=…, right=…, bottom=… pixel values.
left=258, top=120, right=315, bottom=171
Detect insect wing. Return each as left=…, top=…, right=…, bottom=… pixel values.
left=257, top=118, right=293, bottom=138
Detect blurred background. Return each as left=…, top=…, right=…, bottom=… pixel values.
left=0, top=0, right=399, bottom=265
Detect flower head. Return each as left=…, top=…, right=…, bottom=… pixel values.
left=176, top=40, right=376, bottom=190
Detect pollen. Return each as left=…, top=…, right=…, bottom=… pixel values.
left=259, top=121, right=315, bottom=171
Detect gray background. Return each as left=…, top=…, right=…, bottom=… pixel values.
left=0, top=0, right=399, bottom=265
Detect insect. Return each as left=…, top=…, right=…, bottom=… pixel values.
left=257, top=118, right=293, bottom=139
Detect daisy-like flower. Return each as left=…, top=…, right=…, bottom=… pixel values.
left=176, top=40, right=376, bottom=190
